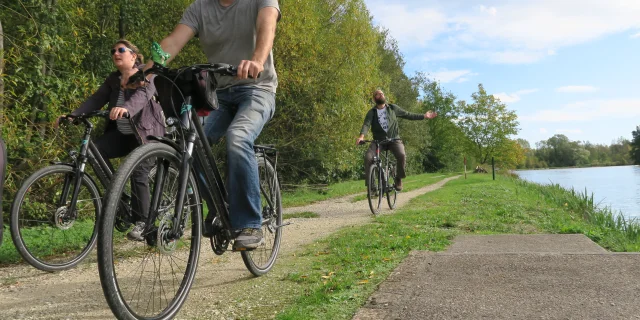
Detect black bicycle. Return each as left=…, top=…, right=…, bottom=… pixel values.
left=97, top=61, right=284, bottom=320
left=360, top=139, right=399, bottom=215
left=9, top=111, right=143, bottom=271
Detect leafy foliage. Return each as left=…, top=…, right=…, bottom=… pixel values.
left=630, top=126, right=640, bottom=165
left=528, top=135, right=631, bottom=168
left=457, top=84, right=520, bottom=165
left=1, top=0, right=530, bottom=220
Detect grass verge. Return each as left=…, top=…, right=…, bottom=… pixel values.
left=269, top=173, right=640, bottom=319
left=283, top=172, right=457, bottom=207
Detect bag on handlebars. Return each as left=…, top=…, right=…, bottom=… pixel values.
left=153, top=69, right=219, bottom=118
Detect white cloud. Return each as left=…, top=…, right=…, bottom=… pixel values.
left=479, top=5, right=497, bottom=16
left=521, top=99, right=640, bottom=122
left=556, top=129, right=583, bottom=134
left=631, top=32, right=640, bottom=38
left=539, top=128, right=548, bottom=134
left=422, top=50, right=551, bottom=64
left=365, top=0, right=640, bottom=64
left=556, top=86, right=599, bottom=93
left=429, top=69, right=478, bottom=83
left=493, top=89, right=539, bottom=103
left=368, top=3, right=448, bottom=48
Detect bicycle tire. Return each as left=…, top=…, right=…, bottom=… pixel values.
left=10, top=164, right=101, bottom=272
left=386, top=164, right=397, bottom=209
left=241, top=157, right=282, bottom=276
left=98, top=143, right=201, bottom=320
left=367, top=164, right=382, bottom=215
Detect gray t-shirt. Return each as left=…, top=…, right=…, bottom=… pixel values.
left=180, top=0, right=281, bottom=93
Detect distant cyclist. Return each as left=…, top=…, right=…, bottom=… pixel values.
left=356, top=89, right=437, bottom=191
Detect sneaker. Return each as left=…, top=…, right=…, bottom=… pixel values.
left=127, top=221, right=146, bottom=241
left=232, top=228, right=264, bottom=251
left=395, top=178, right=403, bottom=191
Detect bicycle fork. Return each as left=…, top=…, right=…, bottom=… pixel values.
left=62, top=120, right=94, bottom=220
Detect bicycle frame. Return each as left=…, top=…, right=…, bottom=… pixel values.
left=143, top=62, right=283, bottom=246
left=147, top=96, right=233, bottom=242
left=366, top=139, right=398, bottom=193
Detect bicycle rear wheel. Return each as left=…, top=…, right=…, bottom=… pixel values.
left=241, top=158, right=282, bottom=276
left=98, top=143, right=201, bottom=320
left=367, top=164, right=382, bottom=215
left=386, top=164, right=397, bottom=209
left=10, top=165, right=100, bottom=271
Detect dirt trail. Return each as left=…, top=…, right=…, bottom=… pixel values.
left=0, top=176, right=458, bottom=319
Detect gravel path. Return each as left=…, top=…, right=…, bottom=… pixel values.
left=0, top=176, right=458, bottom=319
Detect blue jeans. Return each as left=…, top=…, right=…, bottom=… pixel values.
left=204, top=86, right=275, bottom=230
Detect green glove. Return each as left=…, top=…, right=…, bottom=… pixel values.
left=151, top=41, right=171, bottom=67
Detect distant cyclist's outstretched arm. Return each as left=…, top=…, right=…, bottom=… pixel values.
left=393, top=104, right=425, bottom=120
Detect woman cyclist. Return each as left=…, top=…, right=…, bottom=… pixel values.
left=56, top=39, right=165, bottom=241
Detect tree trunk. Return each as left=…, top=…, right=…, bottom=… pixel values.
left=119, top=4, right=126, bottom=38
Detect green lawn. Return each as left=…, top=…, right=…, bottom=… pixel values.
left=282, top=172, right=458, bottom=207
left=272, top=173, right=640, bottom=319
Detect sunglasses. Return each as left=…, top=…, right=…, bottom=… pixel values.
left=110, top=47, right=133, bottom=55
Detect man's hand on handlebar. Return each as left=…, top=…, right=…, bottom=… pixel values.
left=237, top=59, right=263, bottom=80
left=356, top=136, right=365, bottom=146
left=110, top=107, right=129, bottom=120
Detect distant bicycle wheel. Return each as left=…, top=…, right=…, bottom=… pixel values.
left=386, top=164, right=397, bottom=209
left=367, top=164, right=382, bottom=215
left=10, top=165, right=100, bottom=271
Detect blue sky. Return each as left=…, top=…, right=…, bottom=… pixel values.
left=363, top=0, right=640, bottom=147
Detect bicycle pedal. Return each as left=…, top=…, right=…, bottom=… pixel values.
left=275, top=222, right=292, bottom=228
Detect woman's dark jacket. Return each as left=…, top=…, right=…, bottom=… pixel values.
left=71, top=64, right=165, bottom=143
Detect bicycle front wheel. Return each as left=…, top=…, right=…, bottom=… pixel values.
left=386, top=164, right=397, bottom=209
left=98, top=143, right=201, bottom=320
left=367, top=164, right=382, bottom=215
left=241, top=157, right=283, bottom=276
left=10, top=165, right=101, bottom=271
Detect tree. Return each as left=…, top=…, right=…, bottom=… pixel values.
left=457, top=84, right=519, bottom=164
left=494, top=139, right=526, bottom=169
left=412, top=74, right=467, bottom=172
left=631, top=127, right=640, bottom=165
left=609, top=137, right=631, bottom=165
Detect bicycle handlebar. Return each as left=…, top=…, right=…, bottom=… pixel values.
left=358, top=138, right=402, bottom=145
left=62, top=110, right=129, bottom=126
left=127, top=62, right=242, bottom=87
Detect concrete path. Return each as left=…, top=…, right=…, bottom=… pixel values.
left=353, top=234, right=640, bottom=320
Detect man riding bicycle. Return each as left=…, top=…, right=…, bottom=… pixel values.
left=144, top=0, right=281, bottom=250
left=356, top=89, right=437, bottom=191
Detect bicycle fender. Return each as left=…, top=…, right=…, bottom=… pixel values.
left=147, top=136, right=181, bottom=153
left=51, top=161, right=75, bottom=166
